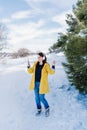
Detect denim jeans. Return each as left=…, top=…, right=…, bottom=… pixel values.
left=34, top=82, right=49, bottom=110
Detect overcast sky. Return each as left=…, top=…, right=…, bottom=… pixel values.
left=0, top=0, right=78, bottom=53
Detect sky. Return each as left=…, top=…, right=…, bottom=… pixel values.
left=0, top=0, right=78, bottom=53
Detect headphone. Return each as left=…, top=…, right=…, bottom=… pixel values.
left=43, top=56, right=45, bottom=60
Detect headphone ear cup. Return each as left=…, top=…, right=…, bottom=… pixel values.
left=43, top=56, right=45, bottom=60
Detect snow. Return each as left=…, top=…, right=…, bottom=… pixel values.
left=0, top=53, right=87, bottom=130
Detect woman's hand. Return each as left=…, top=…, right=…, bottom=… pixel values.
left=52, top=60, right=56, bottom=65
left=27, top=59, right=30, bottom=68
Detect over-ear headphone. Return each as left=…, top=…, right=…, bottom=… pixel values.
left=43, top=56, right=45, bottom=60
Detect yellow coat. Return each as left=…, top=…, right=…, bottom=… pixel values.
left=27, top=62, right=55, bottom=94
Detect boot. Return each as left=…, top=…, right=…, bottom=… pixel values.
left=45, top=107, right=50, bottom=117
left=35, top=109, right=42, bottom=116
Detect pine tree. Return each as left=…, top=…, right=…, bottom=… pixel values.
left=49, top=0, right=87, bottom=93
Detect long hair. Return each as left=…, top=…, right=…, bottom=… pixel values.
left=43, top=55, right=47, bottom=64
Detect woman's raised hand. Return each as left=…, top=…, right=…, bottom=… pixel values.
left=52, top=60, right=56, bottom=65
left=27, top=59, right=30, bottom=67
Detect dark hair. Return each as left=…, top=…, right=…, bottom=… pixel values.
left=37, top=52, right=47, bottom=63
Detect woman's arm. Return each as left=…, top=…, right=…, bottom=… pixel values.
left=45, top=60, right=56, bottom=74
left=27, top=62, right=36, bottom=74
left=45, top=64, right=55, bottom=74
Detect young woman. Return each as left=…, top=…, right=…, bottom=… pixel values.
left=27, top=52, right=55, bottom=117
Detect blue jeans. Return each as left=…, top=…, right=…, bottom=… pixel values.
left=34, top=82, right=49, bottom=110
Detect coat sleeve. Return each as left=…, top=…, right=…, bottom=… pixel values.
left=45, top=63, right=55, bottom=74
left=27, top=62, right=36, bottom=74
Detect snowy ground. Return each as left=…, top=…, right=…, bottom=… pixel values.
left=0, top=53, right=87, bottom=130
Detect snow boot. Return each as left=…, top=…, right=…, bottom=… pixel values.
left=45, top=107, right=50, bottom=117
left=35, top=109, right=42, bottom=116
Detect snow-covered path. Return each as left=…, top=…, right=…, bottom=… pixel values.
left=0, top=54, right=87, bottom=130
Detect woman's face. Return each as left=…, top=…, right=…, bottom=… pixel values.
left=38, top=55, right=43, bottom=62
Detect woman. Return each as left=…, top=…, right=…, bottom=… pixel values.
left=27, top=52, right=55, bottom=117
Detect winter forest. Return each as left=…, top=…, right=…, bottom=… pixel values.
left=0, top=0, right=87, bottom=130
